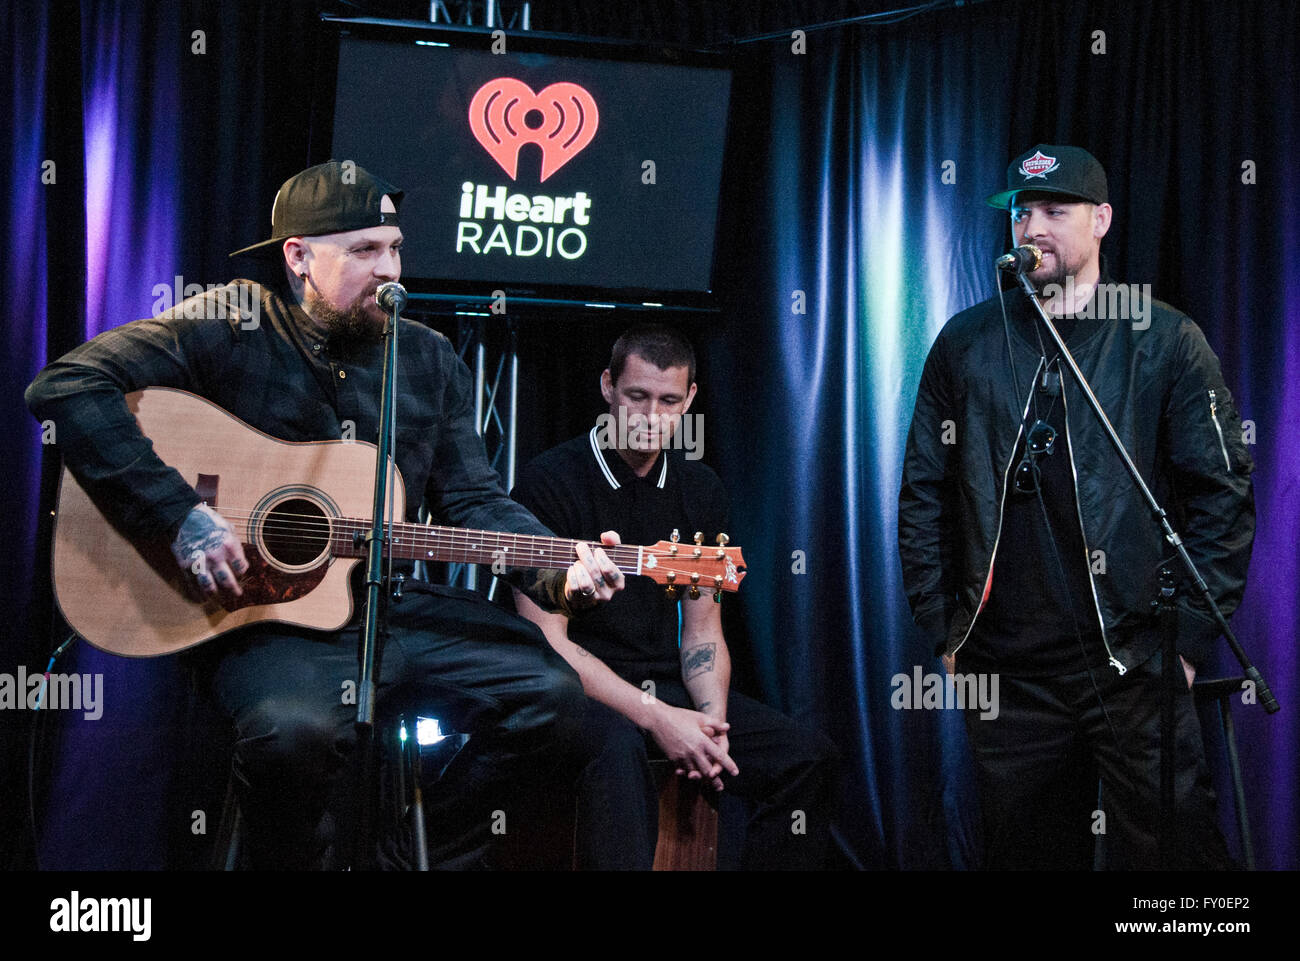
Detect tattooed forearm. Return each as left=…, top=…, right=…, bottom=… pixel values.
left=682, top=643, right=716, bottom=680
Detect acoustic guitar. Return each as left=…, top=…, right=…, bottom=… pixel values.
left=53, top=388, right=746, bottom=657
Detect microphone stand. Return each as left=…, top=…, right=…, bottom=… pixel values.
left=1009, top=262, right=1278, bottom=869
left=349, top=282, right=406, bottom=870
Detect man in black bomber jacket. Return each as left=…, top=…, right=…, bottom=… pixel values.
left=898, top=145, right=1255, bottom=869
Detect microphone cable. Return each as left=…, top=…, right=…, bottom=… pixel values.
left=997, top=269, right=1128, bottom=763
left=27, top=633, right=79, bottom=871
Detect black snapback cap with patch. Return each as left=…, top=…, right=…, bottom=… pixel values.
left=985, top=144, right=1108, bottom=209
left=230, top=160, right=404, bottom=258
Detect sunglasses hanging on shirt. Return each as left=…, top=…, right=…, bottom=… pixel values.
left=1014, top=419, right=1058, bottom=495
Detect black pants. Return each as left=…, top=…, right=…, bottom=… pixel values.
left=961, top=650, right=1230, bottom=870
left=192, top=581, right=585, bottom=870
left=557, top=678, right=840, bottom=870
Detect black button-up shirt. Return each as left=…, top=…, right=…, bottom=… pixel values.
left=26, top=279, right=562, bottom=609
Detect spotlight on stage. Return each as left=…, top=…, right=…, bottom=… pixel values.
left=416, top=717, right=447, bottom=746
left=399, top=717, right=448, bottom=746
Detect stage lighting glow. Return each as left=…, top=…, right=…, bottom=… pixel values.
left=416, top=717, right=446, bottom=745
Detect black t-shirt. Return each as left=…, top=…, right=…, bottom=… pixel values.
left=960, top=310, right=1110, bottom=676
left=511, top=428, right=731, bottom=679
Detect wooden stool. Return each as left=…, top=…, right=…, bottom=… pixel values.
left=212, top=715, right=435, bottom=870
left=650, top=760, right=718, bottom=871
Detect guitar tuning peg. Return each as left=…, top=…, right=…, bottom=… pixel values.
left=665, top=585, right=678, bottom=599
left=689, top=586, right=701, bottom=600
left=716, top=533, right=729, bottom=546
left=670, top=529, right=680, bottom=543
left=713, top=590, right=722, bottom=603
left=693, top=531, right=703, bottom=545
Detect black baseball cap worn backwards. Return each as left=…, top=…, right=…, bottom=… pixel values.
left=230, top=160, right=405, bottom=258
left=984, top=144, right=1108, bottom=210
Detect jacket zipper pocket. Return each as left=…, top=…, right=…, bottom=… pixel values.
left=1208, top=389, right=1231, bottom=473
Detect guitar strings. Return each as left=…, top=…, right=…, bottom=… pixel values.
left=191, top=506, right=736, bottom=580
left=200, top=506, right=642, bottom=569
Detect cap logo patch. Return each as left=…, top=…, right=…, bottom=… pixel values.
left=1020, top=150, right=1059, bottom=179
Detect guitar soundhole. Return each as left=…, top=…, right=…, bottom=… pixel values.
left=260, top=497, right=331, bottom=569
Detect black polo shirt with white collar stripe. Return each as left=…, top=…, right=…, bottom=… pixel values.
left=512, top=426, right=731, bottom=678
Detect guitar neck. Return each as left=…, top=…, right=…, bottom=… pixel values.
left=331, top=517, right=642, bottom=574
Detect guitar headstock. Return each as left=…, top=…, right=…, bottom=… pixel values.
left=641, top=530, right=746, bottom=601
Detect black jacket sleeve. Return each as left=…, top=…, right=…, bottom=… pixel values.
left=898, top=330, right=960, bottom=653
left=1160, top=318, right=1256, bottom=668
left=24, top=304, right=236, bottom=542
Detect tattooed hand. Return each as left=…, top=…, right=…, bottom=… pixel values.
left=170, top=503, right=248, bottom=604
left=563, top=530, right=626, bottom=611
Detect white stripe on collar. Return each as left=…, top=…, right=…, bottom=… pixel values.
left=589, top=426, right=620, bottom=490
left=588, top=425, right=669, bottom=490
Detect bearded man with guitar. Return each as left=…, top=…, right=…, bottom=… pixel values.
left=26, top=161, right=649, bottom=869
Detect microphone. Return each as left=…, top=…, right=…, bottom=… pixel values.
left=375, top=282, right=407, bottom=313
left=996, top=244, right=1043, bottom=273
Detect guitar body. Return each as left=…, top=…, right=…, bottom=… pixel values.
left=53, top=388, right=747, bottom=658
left=53, top=388, right=399, bottom=657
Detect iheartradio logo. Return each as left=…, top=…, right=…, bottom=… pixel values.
left=468, top=78, right=599, bottom=182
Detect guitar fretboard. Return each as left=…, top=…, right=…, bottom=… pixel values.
left=331, top=518, right=642, bottom=573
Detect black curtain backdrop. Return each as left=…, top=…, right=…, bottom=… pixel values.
left=4, top=0, right=1296, bottom=872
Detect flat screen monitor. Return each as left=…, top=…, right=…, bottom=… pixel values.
left=318, top=19, right=733, bottom=309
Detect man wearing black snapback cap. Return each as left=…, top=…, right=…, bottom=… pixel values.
left=899, top=145, right=1255, bottom=868
left=27, top=160, right=626, bottom=869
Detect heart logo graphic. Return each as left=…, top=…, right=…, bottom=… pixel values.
left=468, top=78, right=599, bottom=183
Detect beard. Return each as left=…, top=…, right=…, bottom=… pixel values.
left=305, top=287, right=384, bottom=345
left=1027, top=246, right=1084, bottom=296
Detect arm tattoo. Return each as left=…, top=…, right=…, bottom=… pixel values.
left=696, top=700, right=713, bottom=712
left=682, top=644, right=716, bottom=680
left=575, top=645, right=591, bottom=657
